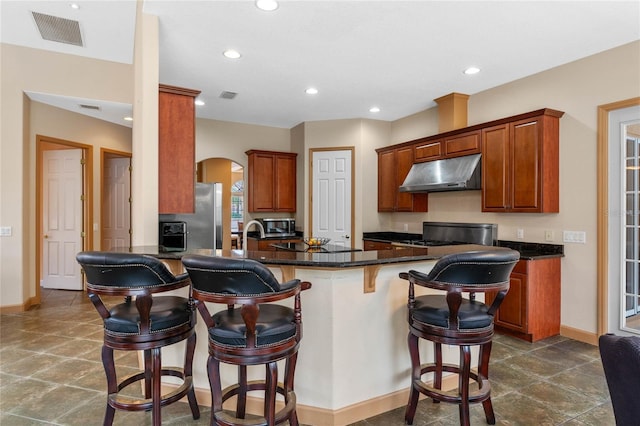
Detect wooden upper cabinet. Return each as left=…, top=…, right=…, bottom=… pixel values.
left=481, top=124, right=510, bottom=210
left=414, top=139, right=443, bottom=162
left=482, top=109, right=562, bottom=213
left=444, top=131, right=480, bottom=157
left=377, top=146, right=428, bottom=212
left=158, top=84, right=201, bottom=214
left=414, top=131, right=480, bottom=162
left=246, top=150, right=297, bottom=212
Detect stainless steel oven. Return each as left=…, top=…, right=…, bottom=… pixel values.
left=257, top=218, right=296, bottom=237
left=159, top=221, right=187, bottom=251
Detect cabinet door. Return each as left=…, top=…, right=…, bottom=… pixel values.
left=158, top=87, right=199, bottom=214
left=444, top=131, right=480, bottom=158
left=511, top=118, right=541, bottom=211
left=414, top=140, right=442, bottom=162
left=275, top=154, right=296, bottom=212
left=377, top=150, right=397, bottom=212
left=482, top=124, right=510, bottom=211
left=494, top=271, right=528, bottom=332
left=247, top=152, right=276, bottom=212
left=395, top=146, right=415, bottom=211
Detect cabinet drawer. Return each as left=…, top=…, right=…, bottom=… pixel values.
left=444, top=131, right=480, bottom=157
left=363, top=240, right=393, bottom=251
left=414, top=140, right=442, bottom=162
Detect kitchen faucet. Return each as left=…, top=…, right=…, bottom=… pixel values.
left=242, top=220, right=266, bottom=251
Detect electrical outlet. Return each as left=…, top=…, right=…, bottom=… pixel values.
left=403, top=223, right=408, bottom=232
left=516, top=228, right=524, bottom=239
left=545, top=230, right=554, bottom=241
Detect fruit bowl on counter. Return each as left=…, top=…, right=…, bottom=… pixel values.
left=303, top=237, right=331, bottom=248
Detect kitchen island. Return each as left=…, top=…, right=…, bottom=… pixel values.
left=120, top=244, right=507, bottom=425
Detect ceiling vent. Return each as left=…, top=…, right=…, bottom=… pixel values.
left=79, top=104, right=101, bottom=111
left=219, top=91, right=238, bottom=100
left=32, top=11, right=83, bottom=47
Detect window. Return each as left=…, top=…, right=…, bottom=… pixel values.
left=624, top=133, right=640, bottom=319
left=231, top=180, right=243, bottom=231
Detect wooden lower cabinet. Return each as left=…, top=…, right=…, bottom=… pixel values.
left=363, top=240, right=394, bottom=251
left=486, top=257, right=561, bottom=342
left=246, top=237, right=302, bottom=251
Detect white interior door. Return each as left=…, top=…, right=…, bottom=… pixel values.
left=42, top=149, right=83, bottom=290
left=312, top=150, right=352, bottom=247
left=102, top=156, right=131, bottom=250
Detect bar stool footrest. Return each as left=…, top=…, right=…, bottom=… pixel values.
left=215, top=383, right=297, bottom=426
left=109, top=367, right=193, bottom=412
left=415, top=363, right=491, bottom=404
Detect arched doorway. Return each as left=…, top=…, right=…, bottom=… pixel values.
left=197, top=158, right=244, bottom=250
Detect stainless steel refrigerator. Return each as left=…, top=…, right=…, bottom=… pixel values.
left=159, top=182, right=223, bottom=250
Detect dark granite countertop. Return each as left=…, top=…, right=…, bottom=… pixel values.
left=495, top=240, right=564, bottom=260
left=119, top=245, right=510, bottom=268
left=271, top=242, right=362, bottom=253
left=362, top=232, right=564, bottom=260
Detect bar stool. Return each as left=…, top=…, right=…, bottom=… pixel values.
left=76, top=252, right=200, bottom=426
left=182, top=254, right=311, bottom=426
left=399, top=249, right=519, bottom=426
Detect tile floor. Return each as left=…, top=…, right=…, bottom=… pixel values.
left=1, top=289, right=615, bottom=425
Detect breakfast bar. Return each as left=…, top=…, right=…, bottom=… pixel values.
left=119, top=244, right=505, bottom=425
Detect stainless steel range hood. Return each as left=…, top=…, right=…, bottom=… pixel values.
left=399, top=153, right=481, bottom=193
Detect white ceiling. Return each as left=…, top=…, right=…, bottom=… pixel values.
left=2, top=1, right=640, bottom=129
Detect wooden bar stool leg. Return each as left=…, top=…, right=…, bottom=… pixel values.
left=101, top=345, right=117, bottom=426
left=151, top=348, right=162, bottom=426
left=433, top=342, right=443, bottom=402
left=237, top=365, right=248, bottom=418
left=405, top=333, right=420, bottom=425
left=264, top=362, right=278, bottom=425
left=144, top=349, right=153, bottom=398
left=208, top=355, right=223, bottom=424
left=184, top=333, right=200, bottom=419
left=285, top=353, right=299, bottom=426
left=479, top=341, right=496, bottom=424
left=459, top=345, right=472, bottom=426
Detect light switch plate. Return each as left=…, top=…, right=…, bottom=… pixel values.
left=0, top=226, right=12, bottom=237
left=563, top=230, right=586, bottom=244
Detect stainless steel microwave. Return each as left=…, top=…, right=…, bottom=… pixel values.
left=257, top=218, right=296, bottom=237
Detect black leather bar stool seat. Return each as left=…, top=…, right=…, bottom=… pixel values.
left=399, top=249, right=520, bottom=426
left=182, top=254, right=311, bottom=426
left=76, top=252, right=200, bottom=426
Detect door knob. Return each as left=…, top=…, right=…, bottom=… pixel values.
left=43, top=234, right=48, bottom=239
left=344, top=235, right=350, bottom=239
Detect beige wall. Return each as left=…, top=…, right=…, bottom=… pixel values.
left=1, top=43, right=133, bottom=308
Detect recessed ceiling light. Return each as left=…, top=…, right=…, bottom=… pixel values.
left=223, top=49, right=241, bottom=59
left=463, top=66, right=480, bottom=75
left=124, top=116, right=133, bottom=122
left=256, top=0, right=279, bottom=11
left=195, top=99, right=205, bottom=106
left=369, top=106, right=381, bottom=113
left=70, top=3, right=80, bottom=10
left=305, top=87, right=318, bottom=95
